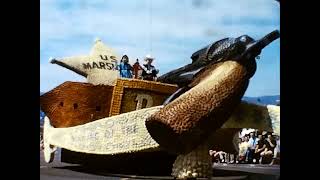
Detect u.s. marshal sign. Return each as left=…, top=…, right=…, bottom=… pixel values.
left=51, top=39, right=120, bottom=86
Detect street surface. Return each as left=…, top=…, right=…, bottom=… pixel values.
left=40, top=150, right=278, bottom=180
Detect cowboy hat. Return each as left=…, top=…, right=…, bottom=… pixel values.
left=144, top=54, right=155, bottom=61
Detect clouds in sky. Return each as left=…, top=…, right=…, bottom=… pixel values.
left=40, top=0, right=279, bottom=96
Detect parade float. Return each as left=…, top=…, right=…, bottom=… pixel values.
left=40, top=30, right=280, bottom=179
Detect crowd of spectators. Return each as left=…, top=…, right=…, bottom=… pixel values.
left=210, top=130, right=280, bottom=165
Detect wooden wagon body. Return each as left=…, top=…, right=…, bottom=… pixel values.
left=40, top=78, right=178, bottom=128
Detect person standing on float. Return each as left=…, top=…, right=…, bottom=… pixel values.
left=118, top=55, right=133, bottom=78
left=141, top=55, right=158, bottom=81
left=133, top=59, right=143, bottom=79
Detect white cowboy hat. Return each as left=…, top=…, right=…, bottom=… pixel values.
left=145, top=54, right=155, bottom=60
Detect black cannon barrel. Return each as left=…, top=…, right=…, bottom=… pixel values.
left=242, top=30, right=280, bottom=59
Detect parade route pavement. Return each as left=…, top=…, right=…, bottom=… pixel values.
left=40, top=150, right=175, bottom=180
left=213, top=163, right=280, bottom=176
left=40, top=150, right=279, bottom=180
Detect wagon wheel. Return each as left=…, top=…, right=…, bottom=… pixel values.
left=43, top=117, right=57, bottom=163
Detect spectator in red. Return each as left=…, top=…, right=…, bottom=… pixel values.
left=132, top=59, right=143, bottom=79
left=238, top=136, right=249, bottom=163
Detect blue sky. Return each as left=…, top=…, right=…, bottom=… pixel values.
left=40, top=0, right=280, bottom=97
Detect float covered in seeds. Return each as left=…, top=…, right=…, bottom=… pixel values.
left=40, top=30, right=280, bottom=179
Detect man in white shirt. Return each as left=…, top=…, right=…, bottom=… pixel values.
left=247, top=132, right=259, bottom=163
